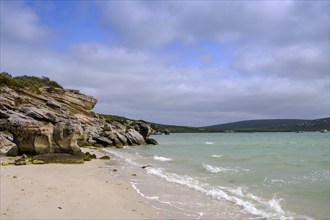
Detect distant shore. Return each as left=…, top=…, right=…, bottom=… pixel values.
left=0, top=149, right=162, bottom=220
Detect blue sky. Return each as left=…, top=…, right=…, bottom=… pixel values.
left=1, top=0, right=329, bottom=126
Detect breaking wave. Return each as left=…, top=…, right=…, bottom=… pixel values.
left=154, top=155, right=174, bottom=162
left=145, top=166, right=294, bottom=219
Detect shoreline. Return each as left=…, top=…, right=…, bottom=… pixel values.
left=0, top=148, right=163, bottom=220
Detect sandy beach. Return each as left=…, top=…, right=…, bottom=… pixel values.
left=0, top=149, right=162, bottom=220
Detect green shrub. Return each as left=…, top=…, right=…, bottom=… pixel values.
left=0, top=72, right=63, bottom=91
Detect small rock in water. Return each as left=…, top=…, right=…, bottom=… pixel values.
left=131, top=173, right=137, bottom=176
left=112, top=169, right=118, bottom=172
left=141, top=165, right=151, bottom=169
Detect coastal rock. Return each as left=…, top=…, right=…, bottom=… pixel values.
left=99, top=155, right=110, bottom=160
left=92, top=136, right=113, bottom=147
left=111, top=122, right=126, bottom=133
left=146, top=137, right=159, bottom=145
left=125, top=129, right=146, bottom=145
left=5, top=112, right=55, bottom=154
left=0, top=77, right=159, bottom=156
left=53, top=121, right=84, bottom=156
left=46, top=98, right=61, bottom=110
left=5, top=146, right=19, bottom=156
left=14, top=158, right=27, bottom=166
left=0, top=132, right=17, bottom=155
left=33, top=153, right=84, bottom=164
left=112, top=137, right=123, bottom=148
left=32, top=159, right=46, bottom=164
left=115, top=132, right=128, bottom=146
left=20, top=107, right=58, bottom=123
left=43, top=87, right=97, bottom=115
left=134, top=122, right=152, bottom=139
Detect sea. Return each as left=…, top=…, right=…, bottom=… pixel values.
left=103, top=132, right=329, bottom=219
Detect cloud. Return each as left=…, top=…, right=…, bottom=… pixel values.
left=100, top=1, right=329, bottom=48
left=232, top=42, right=329, bottom=80
left=1, top=1, right=329, bottom=126
left=0, top=1, right=52, bottom=45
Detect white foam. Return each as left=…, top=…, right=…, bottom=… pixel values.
left=205, top=142, right=214, bottom=145
left=130, top=182, right=159, bottom=200
left=269, top=195, right=285, bottom=214
left=154, top=155, right=173, bottom=162
left=145, top=167, right=293, bottom=219
left=211, top=154, right=223, bottom=158
left=103, top=147, right=295, bottom=219
left=202, top=164, right=238, bottom=174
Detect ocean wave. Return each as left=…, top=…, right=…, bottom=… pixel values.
left=144, top=167, right=294, bottom=219
left=264, top=170, right=330, bottom=186
left=154, top=155, right=174, bottom=162
left=202, top=164, right=238, bottom=174
left=202, top=164, right=250, bottom=174
left=211, top=154, right=223, bottom=158
left=205, top=142, right=214, bottom=145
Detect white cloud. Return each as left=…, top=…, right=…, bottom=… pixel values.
left=0, top=1, right=52, bottom=45
left=232, top=42, right=329, bottom=80
left=1, top=1, right=329, bottom=126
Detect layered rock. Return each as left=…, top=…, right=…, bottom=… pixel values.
left=0, top=83, right=158, bottom=157
left=0, top=132, right=17, bottom=156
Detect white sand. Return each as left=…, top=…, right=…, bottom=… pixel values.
left=0, top=149, right=163, bottom=219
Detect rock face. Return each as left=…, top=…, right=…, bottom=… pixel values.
left=0, top=84, right=158, bottom=157
left=0, top=132, right=17, bottom=156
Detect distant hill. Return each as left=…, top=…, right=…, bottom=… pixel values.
left=101, top=114, right=329, bottom=133
left=203, top=118, right=330, bottom=132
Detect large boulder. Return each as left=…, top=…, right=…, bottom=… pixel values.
left=134, top=122, right=152, bottom=139
left=2, top=111, right=85, bottom=156
left=125, top=129, right=146, bottom=145
left=115, top=132, right=128, bottom=146
left=5, top=112, right=55, bottom=154
left=53, top=121, right=84, bottom=156
left=92, top=136, right=113, bottom=147
left=146, top=137, right=159, bottom=145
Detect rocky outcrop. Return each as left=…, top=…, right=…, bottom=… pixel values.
left=0, top=132, right=17, bottom=156
left=0, top=82, right=158, bottom=157
left=125, top=129, right=146, bottom=145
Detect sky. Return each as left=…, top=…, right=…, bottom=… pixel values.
left=0, top=0, right=329, bottom=126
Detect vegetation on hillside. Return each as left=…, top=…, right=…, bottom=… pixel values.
left=101, top=113, right=222, bottom=133
left=204, top=118, right=330, bottom=132
left=101, top=114, right=329, bottom=133
left=100, top=114, right=134, bottom=126
left=0, top=72, right=63, bottom=92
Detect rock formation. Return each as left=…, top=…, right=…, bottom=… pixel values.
left=0, top=75, right=158, bottom=157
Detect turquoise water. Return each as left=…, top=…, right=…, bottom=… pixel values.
left=104, top=132, right=329, bottom=219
